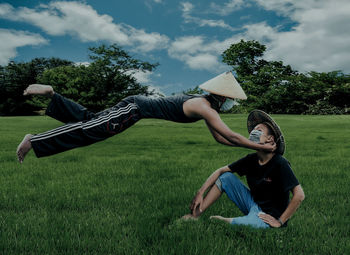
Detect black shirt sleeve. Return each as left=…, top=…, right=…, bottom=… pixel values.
left=275, top=156, right=300, bottom=192
left=228, top=154, right=256, bottom=176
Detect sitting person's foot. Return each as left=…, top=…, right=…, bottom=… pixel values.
left=181, top=214, right=199, bottom=221
left=16, top=134, right=33, bottom=164
left=23, top=84, right=54, bottom=97
left=210, top=215, right=233, bottom=224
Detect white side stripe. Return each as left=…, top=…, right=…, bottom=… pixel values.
left=31, top=103, right=138, bottom=142
left=31, top=124, right=82, bottom=142
left=32, top=103, right=136, bottom=140
left=82, top=104, right=137, bottom=129
left=31, top=122, right=81, bottom=140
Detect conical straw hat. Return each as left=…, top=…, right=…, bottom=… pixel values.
left=199, top=72, right=247, bottom=100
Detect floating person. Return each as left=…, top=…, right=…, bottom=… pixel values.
left=16, top=72, right=276, bottom=163
left=182, top=110, right=304, bottom=228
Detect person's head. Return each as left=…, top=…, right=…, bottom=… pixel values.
left=247, top=110, right=285, bottom=155
left=249, top=123, right=276, bottom=147
left=209, top=94, right=236, bottom=112
left=198, top=72, right=247, bottom=111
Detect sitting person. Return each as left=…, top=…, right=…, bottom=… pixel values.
left=182, top=110, right=305, bottom=228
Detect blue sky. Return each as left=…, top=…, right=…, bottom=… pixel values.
left=1, top=0, right=349, bottom=95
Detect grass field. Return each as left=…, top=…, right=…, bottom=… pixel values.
left=0, top=114, right=349, bottom=254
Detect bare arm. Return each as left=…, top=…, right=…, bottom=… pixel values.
left=279, top=185, right=305, bottom=224
left=190, top=166, right=231, bottom=212
left=259, top=185, right=305, bottom=227
left=205, top=121, right=236, bottom=146
left=201, top=106, right=275, bottom=152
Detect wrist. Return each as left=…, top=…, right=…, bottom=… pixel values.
left=197, top=189, right=204, bottom=196
left=277, top=218, right=284, bottom=226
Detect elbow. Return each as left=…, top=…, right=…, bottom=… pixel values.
left=296, top=190, right=305, bottom=203
left=293, top=185, right=305, bottom=203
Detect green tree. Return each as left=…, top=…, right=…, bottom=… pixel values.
left=182, top=86, right=204, bottom=95
left=0, top=58, right=73, bottom=115
left=222, top=40, right=350, bottom=114
left=0, top=45, right=158, bottom=115
left=222, top=39, right=266, bottom=77
left=39, top=44, right=158, bottom=112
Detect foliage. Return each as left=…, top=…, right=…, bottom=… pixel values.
left=0, top=44, right=157, bottom=115
left=0, top=58, right=73, bottom=115
left=84, top=44, right=158, bottom=111
left=221, top=40, right=350, bottom=114
left=222, top=40, right=266, bottom=77
left=182, top=85, right=204, bottom=95
left=2, top=41, right=349, bottom=115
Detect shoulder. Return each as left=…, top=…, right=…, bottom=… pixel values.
left=184, top=97, right=217, bottom=118
left=273, top=154, right=291, bottom=167
left=230, top=153, right=257, bottom=166
left=270, top=154, right=295, bottom=176
left=246, top=153, right=258, bottom=161
left=228, top=153, right=257, bottom=174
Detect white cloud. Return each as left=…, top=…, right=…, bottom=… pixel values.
left=238, top=0, right=350, bottom=72
left=126, top=69, right=165, bottom=96
left=147, top=85, right=165, bottom=97
left=168, top=36, right=228, bottom=72
left=128, top=70, right=154, bottom=84
left=0, top=2, right=169, bottom=52
left=181, top=0, right=349, bottom=73
left=169, top=35, right=204, bottom=55
left=186, top=54, right=219, bottom=70
left=181, top=2, right=238, bottom=32
left=181, top=2, right=194, bottom=13
left=126, top=25, right=169, bottom=52
left=0, top=29, right=47, bottom=65
left=74, top=62, right=90, bottom=67
left=210, top=0, right=245, bottom=16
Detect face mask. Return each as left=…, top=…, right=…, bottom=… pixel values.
left=249, top=130, right=263, bottom=144
left=220, top=99, right=235, bottom=112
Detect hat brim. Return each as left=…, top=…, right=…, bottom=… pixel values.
left=247, top=110, right=285, bottom=155
left=199, top=72, right=247, bottom=100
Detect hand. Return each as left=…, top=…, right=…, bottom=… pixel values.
left=190, top=193, right=203, bottom=217
left=258, top=213, right=282, bottom=228
left=260, top=142, right=276, bottom=152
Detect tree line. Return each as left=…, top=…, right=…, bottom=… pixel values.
left=1, top=41, right=349, bottom=116
left=0, top=45, right=157, bottom=115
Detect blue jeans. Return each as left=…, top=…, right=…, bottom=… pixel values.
left=216, top=172, right=270, bottom=229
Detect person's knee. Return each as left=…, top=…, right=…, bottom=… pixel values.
left=219, top=172, right=233, bottom=180
left=219, top=172, right=240, bottom=186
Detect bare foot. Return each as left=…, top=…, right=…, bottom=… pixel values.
left=181, top=214, right=199, bottom=221
left=16, top=134, right=33, bottom=163
left=210, top=215, right=233, bottom=224
left=23, top=84, right=54, bottom=97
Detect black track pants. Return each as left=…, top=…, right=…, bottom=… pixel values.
left=31, top=94, right=141, bottom=157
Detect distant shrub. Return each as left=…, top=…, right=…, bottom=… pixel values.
left=304, top=100, right=348, bottom=115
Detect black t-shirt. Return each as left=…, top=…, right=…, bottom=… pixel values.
left=132, top=94, right=202, bottom=123
left=228, top=153, right=299, bottom=220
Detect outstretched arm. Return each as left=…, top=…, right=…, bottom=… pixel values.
left=201, top=106, right=275, bottom=152
left=205, top=121, right=237, bottom=146
left=259, top=185, right=305, bottom=227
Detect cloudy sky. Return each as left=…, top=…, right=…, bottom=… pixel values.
left=1, top=0, right=349, bottom=95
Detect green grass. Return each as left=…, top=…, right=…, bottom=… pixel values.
left=0, top=114, right=349, bottom=254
